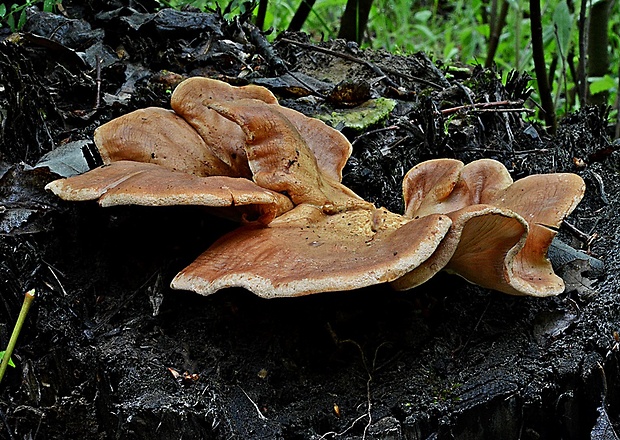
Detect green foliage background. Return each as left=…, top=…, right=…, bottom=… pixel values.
left=3, top=0, right=617, bottom=126
left=163, top=0, right=619, bottom=127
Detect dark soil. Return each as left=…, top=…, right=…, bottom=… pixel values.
left=1, top=2, right=619, bottom=439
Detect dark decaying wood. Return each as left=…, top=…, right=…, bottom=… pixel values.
left=0, top=3, right=618, bottom=439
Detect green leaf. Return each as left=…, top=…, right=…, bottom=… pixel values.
left=6, top=12, right=15, bottom=32
left=43, top=0, right=56, bottom=12
left=0, top=352, right=15, bottom=368
left=553, top=0, right=573, bottom=57
left=413, top=10, right=432, bottom=22
left=589, top=75, right=617, bottom=95
left=0, top=4, right=6, bottom=18
left=17, top=7, right=27, bottom=29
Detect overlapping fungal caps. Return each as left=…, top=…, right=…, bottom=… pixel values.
left=391, top=159, right=586, bottom=297
left=45, top=161, right=294, bottom=224
left=45, top=77, right=585, bottom=298
left=45, top=77, right=452, bottom=297
left=170, top=98, right=451, bottom=297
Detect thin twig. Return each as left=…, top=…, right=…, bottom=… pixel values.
left=279, top=38, right=400, bottom=89
left=239, top=386, right=268, bottom=421
left=440, top=100, right=526, bottom=116
left=588, top=170, right=610, bottom=204
left=46, top=263, right=68, bottom=297
left=380, top=66, right=444, bottom=90
left=562, top=220, right=592, bottom=244
left=318, top=414, right=368, bottom=440
left=285, top=70, right=327, bottom=99
left=281, top=37, right=444, bottom=89
left=94, top=54, right=102, bottom=109
left=471, top=108, right=534, bottom=114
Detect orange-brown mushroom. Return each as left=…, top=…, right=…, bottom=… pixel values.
left=391, top=204, right=528, bottom=291
left=171, top=77, right=353, bottom=183
left=170, top=77, right=279, bottom=178
left=394, top=159, right=585, bottom=296
left=172, top=204, right=452, bottom=298
left=403, top=158, right=513, bottom=217
left=45, top=76, right=587, bottom=299
left=206, top=98, right=371, bottom=212
left=94, top=107, right=233, bottom=177
left=486, top=173, right=585, bottom=296
left=45, top=161, right=293, bottom=224
left=274, top=105, right=352, bottom=182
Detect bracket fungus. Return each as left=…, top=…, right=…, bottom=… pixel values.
left=172, top=205, right=451, bottom=298
left=392, top=159, right=586, bottom=296
left=45, top=77, right=586, bottom=299
left=93, top=107, right=233, bottom=177
left=45, top=160, right=294, bottom=224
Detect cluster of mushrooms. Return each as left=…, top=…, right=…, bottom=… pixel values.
left=46, top=77, right=586, bottom=298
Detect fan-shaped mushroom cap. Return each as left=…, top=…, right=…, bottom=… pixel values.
left=487, top=173, right=585, bottom=296
left=172, top=76, right=279, bottom=105
left=171, top=77, right=352, bottom=182
left=171, top=77, right=279, bottom=178
left=392, top=205, right=528, bottom=291
left=94, top=107, right=233, bottom=177
left=45, top=161, right=293, bottom=224
left=275, top=105, right=352, bottom=182
left=207, top=99, right=371, bottom=211
left=403, top=158, right=513, bottom=217
left=398, top=159, right=586, bottom=296
left=171, top=204, right=452, bottom=298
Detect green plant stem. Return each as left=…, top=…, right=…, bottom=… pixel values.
left=338, top=0, right=374, bottom=44
left=485, top=0, right=509, bottom=68
left=529, top=0, right=557, bottom=133
left=0, top=289, right=36, bottom=384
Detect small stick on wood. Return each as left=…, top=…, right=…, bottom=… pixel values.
left=562, top=220, right=592, bottom=244
left=588, top=170, right=610, bottom=205
left=244, top=21, right=287, bottom=74
left=351, top=125, right=399, bottom=146
left=285, top=70, right=327, bottom=99
left=94, top=54, right=102, bottom=109
left=472, top=108, right=535, bottom=114
left=239, top=386, right=268, bottom=421
left=440, top=100, right=527, bottom=116
left=281, top=38, right=445, bottom=90
left=279, top=38, right=401, bottom=89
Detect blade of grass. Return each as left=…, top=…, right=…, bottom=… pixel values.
left=0, top=289, right=36, bottom=384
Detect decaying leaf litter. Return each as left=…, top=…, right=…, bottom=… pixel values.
left=0, top=3, right=619, bottom=439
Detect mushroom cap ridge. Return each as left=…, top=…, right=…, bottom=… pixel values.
left=172, top=205, right=452, bottom=298
left=45, top=161, right=294, bottom=224
left=93, top=107, right=233, bottom=177
left=171, top=77, right=352, bottom=183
